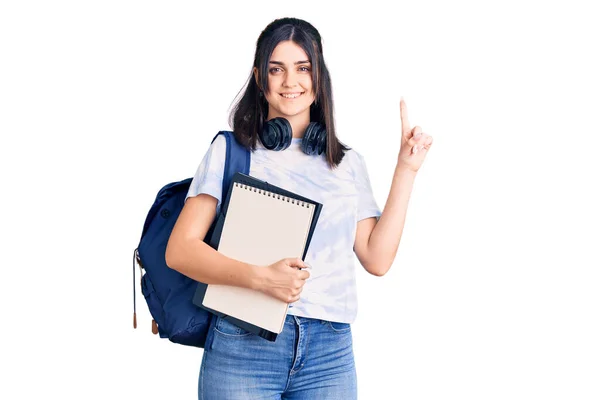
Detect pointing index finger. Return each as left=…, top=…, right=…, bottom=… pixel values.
left=400, top=98, right=410, bottom=137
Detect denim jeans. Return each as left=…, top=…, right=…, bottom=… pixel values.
left=198, top=314, right=357, bottom=399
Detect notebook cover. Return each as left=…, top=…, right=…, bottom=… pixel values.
left=192, top=172, right=322, bottom=341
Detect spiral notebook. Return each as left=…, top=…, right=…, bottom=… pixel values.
left=192, top=172, right=322, bottom=341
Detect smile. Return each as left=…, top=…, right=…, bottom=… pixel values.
left=280, top=92, right=304, bottom=99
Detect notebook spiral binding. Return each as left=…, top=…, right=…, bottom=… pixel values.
left=235, top=182, right=312, bottom=208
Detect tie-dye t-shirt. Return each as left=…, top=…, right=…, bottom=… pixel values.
left=186, top=134, right=381, bottom=323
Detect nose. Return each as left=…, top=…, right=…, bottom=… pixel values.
left=282, top=70, right=298, bottom=88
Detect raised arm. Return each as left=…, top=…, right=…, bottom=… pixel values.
left=354, top=99, right=433, bottom=276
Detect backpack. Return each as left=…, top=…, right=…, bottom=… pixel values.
left=132, top=130, right=250, bottom=347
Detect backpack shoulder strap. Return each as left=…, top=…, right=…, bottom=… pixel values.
left=211, top=131, right=250, bottom=200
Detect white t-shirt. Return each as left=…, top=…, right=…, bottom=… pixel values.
left=186, top=134, right=381, bottom=323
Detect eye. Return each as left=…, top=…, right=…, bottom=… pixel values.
left=299, top=66, right=311, bottom=72
left=269, top=67, right=282, bottom=73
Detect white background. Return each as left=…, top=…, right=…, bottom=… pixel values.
left=1, top=1, right=599, bottom=399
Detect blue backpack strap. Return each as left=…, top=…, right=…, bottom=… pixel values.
left=211, top=130, right=251, bottom=201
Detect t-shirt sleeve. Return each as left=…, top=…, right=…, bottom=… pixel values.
left=354, top=152, right=382, bottom=222
left=185, top=134, right=227, bottom=212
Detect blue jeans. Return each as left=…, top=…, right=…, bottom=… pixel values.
left=198, top=314, right=357, bottom=399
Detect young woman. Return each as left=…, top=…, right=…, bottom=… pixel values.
left=166, top=17, right=433, bottom=399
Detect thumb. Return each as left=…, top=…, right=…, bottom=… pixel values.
left=287, top=257, right=308, bottom=269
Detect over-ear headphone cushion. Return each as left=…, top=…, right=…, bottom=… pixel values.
left=302, top=122, right=327, bottom=156
left=260, top=118, right=292, bottom=151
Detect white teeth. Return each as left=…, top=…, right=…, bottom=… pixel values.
left=281, top=93, right=302, bottom=98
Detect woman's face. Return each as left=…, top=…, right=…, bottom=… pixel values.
left=258, top=40, right=316, bottom=121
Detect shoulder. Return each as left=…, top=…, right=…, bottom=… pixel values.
left=209, top=132, right=228, bottom=154
left=191, top=132, right=229, bottom=178
left=198, top=132, right=228, bottom=166
left=342, top=147, right=363, bottom=163
left=339, top=146, right=368, bottom=178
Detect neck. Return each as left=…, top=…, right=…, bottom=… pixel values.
left=268, top=111, right=310, bottom=139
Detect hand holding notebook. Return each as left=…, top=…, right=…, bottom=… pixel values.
left=258, top=257, right=312, bottom=304
left=192, top=172, right=322, bottom=342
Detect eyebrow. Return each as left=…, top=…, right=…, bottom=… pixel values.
left=269, top=60, right=311, bottom=65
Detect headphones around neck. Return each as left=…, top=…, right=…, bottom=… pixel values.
left=259, top=117, right=327, bottom=156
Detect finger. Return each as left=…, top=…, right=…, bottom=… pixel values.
left=423, top=136, right=433, bottom=150
left=408, top=132, right=428, bottom=153
left=400, top=98, right=411, bottom=137
left=407, top=134, right=425, bottom=148
left=288, top=294, right=300, bottom=303
left=412, top=143, right=425, bottom=154
left=287, top=257, right=306, bottom=269
left=411, top=126, right=422, bottom=140
left=294, top=279, right=306, bottom=289
left=298, top=270, right=310, bottom=280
